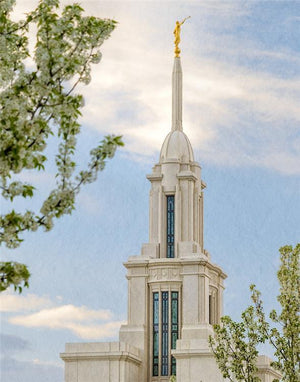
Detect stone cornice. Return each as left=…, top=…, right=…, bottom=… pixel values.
left=146, top=173, right=163, bottom=181
left=256, top=366, right=282, bottom=378
left=124, top=255, right=227, bottom=280
left=60, top=351, right=142, bottom=366
left=177, top=171, right=198, bottom=182
left=171, top=349, right=213, bottom=358
left=123, top=259, right=149, bottom=269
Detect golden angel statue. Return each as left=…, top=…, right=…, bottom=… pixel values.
left=173, top=17, right=191, bottom=57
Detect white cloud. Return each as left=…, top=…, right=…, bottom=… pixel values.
left=72, top=2, right=300, bottom=175
left=32, top=358, right=63, bottom=368
left=259, top=151, right=300, bottom=176
left=80, top=45, right=300, bottom=174
left=2, top=291, right=124, bottom=339
left=10, top=304, right=112, bottom=325
left=60, top=320, right=125, bottom=339
left=12, top=1, right=300, bottom=175
left=0, top=292, right=53, bottom=312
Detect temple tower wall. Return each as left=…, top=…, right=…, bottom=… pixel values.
left=60, top=31, right=280, bottom=382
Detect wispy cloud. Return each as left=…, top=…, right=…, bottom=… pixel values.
left=1, top=292, right=124, bottom=340
left=75, top=2, right=300, bottom=175
left=0, top=292, right=53, bottom=312
left=9, top=305, right=124, bottom=339
left=0, top=334, right=63, bottom=382
left=12, top=1, right=300, bottom=175
left=10, top=304, right=112, bottom=325
left=32, top=358, right=63, bottom=368
left=81, top=51, right=300, bottom=174
left=1, top=356, right=63, bottom=382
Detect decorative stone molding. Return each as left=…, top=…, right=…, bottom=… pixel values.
left=148, top=266, right=181, bottom=283
left=60, top=351, right=141, bottom=365
left=147, top=173, right=163, bottom=182
left=177, top=171, right=198, bottom=182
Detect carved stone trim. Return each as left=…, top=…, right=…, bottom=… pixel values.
left=148, top=266, right=181, bottom=283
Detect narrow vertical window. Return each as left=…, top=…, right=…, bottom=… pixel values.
left=153, top=292, right=159, bottom=376
left=167, top=196, right=175, bottom=258
left=161, top=291, right=169, bottom=376
left=209, top=290, right=218, bottom=325
left=209, top=294, right=212, bottom=325
left=171, top=291, right=178, bottom=375
left=152, top=291, right=180, bottom=377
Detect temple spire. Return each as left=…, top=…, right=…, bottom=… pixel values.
left=172, top=57, right=183, bottom=131
left=172, top=18, right=189, bottom=132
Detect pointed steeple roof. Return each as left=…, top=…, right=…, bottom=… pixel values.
left=172, top=57, right=183, bottom=131
left=160, top=56, right=194, bottom=163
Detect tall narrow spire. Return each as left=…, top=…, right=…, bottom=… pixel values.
left=172, top=57, right=183, bottom=131
left=172, top=18, right=189, bottom=132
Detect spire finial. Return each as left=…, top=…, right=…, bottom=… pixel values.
left=173, top=17, right=191, bottom=57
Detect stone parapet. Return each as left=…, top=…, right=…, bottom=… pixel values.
left=255, top=355, right=282, bottom=382
left=60, top=342, right=142, bottom=382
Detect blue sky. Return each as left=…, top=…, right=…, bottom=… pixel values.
left=1, top=1, right=300, bottom=381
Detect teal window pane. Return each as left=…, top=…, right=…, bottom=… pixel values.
left=153, top=292, right=159, bottom=376
left=171, top=292, right=178, bottom=376
left=154, top=293, right=159, bottom=324
left=167, top=196, right=175, bottom=258
left=171, top=356, right=176, bottom=376
left=152, top=291, right=179, bottom=377
left=172, top=300, right=178, bottom=323
left=161, top=291, right=169, bottom=376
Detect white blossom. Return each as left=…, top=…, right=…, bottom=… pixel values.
left=0, top=0, right=123, bottom=292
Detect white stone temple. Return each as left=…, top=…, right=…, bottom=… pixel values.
left=60, top=33, right=281, bottom=382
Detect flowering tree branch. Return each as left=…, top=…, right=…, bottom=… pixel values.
left=209, top=244, right=299, bottom=382
left=0, top=0, right=124, bottom=292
